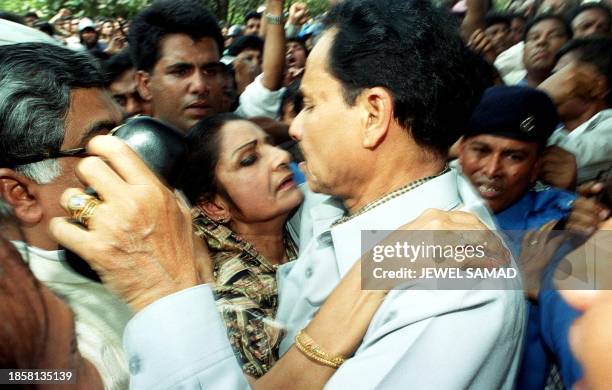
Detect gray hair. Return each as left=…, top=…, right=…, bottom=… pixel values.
left=0, top=43, right=105, bottom=184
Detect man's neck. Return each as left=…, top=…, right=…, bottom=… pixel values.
left=343, top=158, right=446, bottom=215
left=23, top=226, right=59, bottom=251
left=526, top=70, right=549, bottom=87
left=564, top=103, right=607, bottom=132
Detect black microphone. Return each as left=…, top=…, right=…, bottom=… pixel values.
left=64, top=116, right=187, bottom=282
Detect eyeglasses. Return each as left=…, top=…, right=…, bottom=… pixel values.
left=4, top=147, right=88, bottom=168
left=3, top=120, right=130, bottom=169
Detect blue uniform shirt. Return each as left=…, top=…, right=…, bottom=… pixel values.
left=495, top=186, right=582, bottom=389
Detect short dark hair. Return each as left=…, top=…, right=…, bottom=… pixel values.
left=523, top=14, right=572, bottom=41
left=102, top=50, right=134, bottom=86
left=509, top=13, right=527, bottom=23
left=0, top=12, right=24, bottom=24
left=23, top=12, right=38, bottom=19
left=226, top=35, right=264, bottom=57
left=128, top=0, right=224, bottom=72
left=245, top=11, right=262, bottom=23
left=279, top=80, right=304, bottom=119
left=0, top=43, right=105, bottom=183
left=485, top=13, right=511, bottom=29
left=567, top=3, right=612, bottom=32
left=177, top=113, right=243, bottom=204
left=287, top=37, right=309, bottom=54
left=34, top=21, right=55, bottom=36
left=556, top=37, right=612, bottom=105
left=322, top=0, right=488, bottom=154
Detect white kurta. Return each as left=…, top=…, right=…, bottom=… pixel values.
left=123, top=168, right=526, bottom=389
left=547, top=109, right=612, bottom=184
left=13, top=242, right=133, bottom=390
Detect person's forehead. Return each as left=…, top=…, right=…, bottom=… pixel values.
left=466, top=134, right=536, bottom=151
left=157, top=33, right=220, bottom=66
left=574, top=8, right=609, bottom=25
left=63, top=88, right=123, bottom=147
left=301, top=30, right=336, bottom=97
left=530, top=19, right=565, bottom=34
left=486, top=22, right=509, bottom=31
left=241, top=48, right=261, bottom=55
left=219, top=121, right=265, bottom=151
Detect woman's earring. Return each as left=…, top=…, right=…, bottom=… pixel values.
left=218, top=216, right=227, bottom=224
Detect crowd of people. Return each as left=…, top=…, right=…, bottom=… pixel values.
left=0, top=0, right=611, bottom=388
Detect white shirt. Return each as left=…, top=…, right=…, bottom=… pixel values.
left=234, top=74, right=285, bottom=120
left=0, top=19, right=60, bottom=46
left=123, top=169, right=526, bottom=389
left=547, top=109, right=612, bottom=184
left=13, top=242, right=133, bottom=390
left=494, top=42, right=527, bottom=86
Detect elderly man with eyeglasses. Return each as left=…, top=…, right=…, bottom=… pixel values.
left=0, top=42, right=132, bottom=390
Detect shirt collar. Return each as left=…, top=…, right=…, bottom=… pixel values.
left=332, top=165, right=450, bottom=227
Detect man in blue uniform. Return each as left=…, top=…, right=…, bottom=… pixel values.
left=458, top=85, right=608, bottom=389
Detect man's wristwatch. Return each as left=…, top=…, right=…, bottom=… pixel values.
left=265, top=13, right=283, bottom=25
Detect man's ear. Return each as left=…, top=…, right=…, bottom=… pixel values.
left=531, top=156, right=543, bottom=183
left=591, top=76, right=609, bottom=102
left=0, top=169, right=43, bottom=225
left=196, top=194, right=232, bottom=223
left=135, top=70, right=153, bottom=102
left=455, top=137, right=467, bottom=160
left=359, top=87, right=393, bottom=149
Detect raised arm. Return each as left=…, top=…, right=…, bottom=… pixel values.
left=461, top=0, right=489, bottom=42
left=261, top=0, right=286, bottom=91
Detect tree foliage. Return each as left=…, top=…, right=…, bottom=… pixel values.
left=0, top=0, right=330, bottom=22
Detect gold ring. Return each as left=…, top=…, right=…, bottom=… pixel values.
left=67, top=194, right=101, bottom=227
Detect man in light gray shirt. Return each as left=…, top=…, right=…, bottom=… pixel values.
left=51, top=0, right=526, bottom=388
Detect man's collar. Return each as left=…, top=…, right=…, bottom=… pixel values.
left=332, top=165, right=451, bottom=227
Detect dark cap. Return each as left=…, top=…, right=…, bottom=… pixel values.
left=465, top=85, right=559, bottom=147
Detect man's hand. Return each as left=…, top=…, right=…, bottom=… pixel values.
left=361, top=209, right=512, bottom=290
left=467, top=29, right=497, bottom=63
left=104, top=33, right=127, bottom=55
left=58, top=8, right=71, bottom=17
left=49, top=136, right=202, bottom=312
left=565, top=291, right=612, bottom=390
left=567, top=196, right=610, bottom=236
left=539, top=146, right=577, bottom=190
left=519, top=220, right=566, bottom=300
left=288, top=3, right=309, bottom=26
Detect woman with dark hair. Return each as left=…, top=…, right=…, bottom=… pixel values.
left=98, top=19, right=115, bottom=45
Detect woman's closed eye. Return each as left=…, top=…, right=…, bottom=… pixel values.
left=240, top=153, right=258, bottom=167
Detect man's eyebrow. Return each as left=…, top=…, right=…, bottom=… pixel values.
left=502, top=148, right=529, bottom=155
left=469, top=141, right=490, bottom=147
left=200, top=61, right=224, bottom=69
left=165, top=62, right=193, bottom=70
left=79, top=120, right=120, bottom=145
left=232, top=140, right=257, bottom=157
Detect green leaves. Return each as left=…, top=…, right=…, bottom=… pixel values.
left=0, top=0, right=330, bottom=23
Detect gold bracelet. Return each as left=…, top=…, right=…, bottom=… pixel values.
left=294, top=330, right=346, bottom=368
